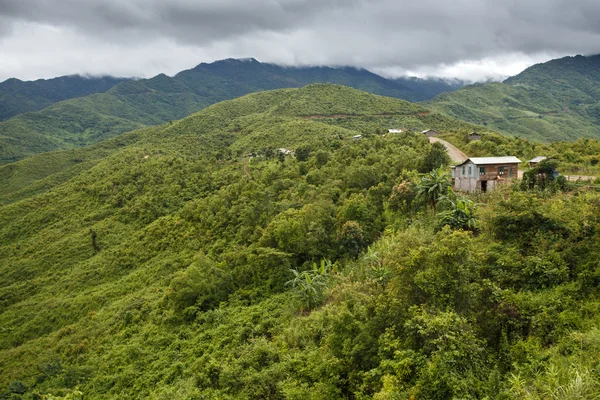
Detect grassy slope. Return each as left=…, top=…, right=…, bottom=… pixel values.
left=0, top=59, right=462, bottom=165
left=2, top=85, right=600, bottom=399
left=427, top=54, right=600, bottom=142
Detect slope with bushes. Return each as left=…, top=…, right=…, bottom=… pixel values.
left=2, top=85, right=600, bottom=399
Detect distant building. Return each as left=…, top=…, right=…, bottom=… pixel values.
left=452, top=156, right=521, bottom=192
left=422, top=129, right=440, bottom=137
left=388, top=129, right=403, bottom=133
left=352, top=134, right=364, bottom=140
left=528, top=156, right=547, bottom=168
left=468, top=132, right=482, bottom=141
left=277, top=148, right=294, bottom=156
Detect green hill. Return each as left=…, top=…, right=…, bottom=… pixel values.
left=0, top=75, right=128, bottom=122
left=2, top=84, right=600, bottom=399
left=427, top=54, right=600, bottom=142
left=0, top=59, right=462, bottom=165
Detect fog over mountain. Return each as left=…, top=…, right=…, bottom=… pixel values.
left=2, top=0, right=600, bottom=81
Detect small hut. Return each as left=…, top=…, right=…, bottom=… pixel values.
left=468, top=132, right=482, bottom=141
left=529, top=156, right=547, bottom=168
left=421, top=129, right=440, bottom=137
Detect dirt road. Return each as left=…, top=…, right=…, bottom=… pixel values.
left=429, top=137, right=468, bottom=164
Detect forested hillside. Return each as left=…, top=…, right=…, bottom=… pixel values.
left=0, top=59, right=462, bottom=165
left=0, top=75, right=129, bottom=122
left=428, top=54, right=600, bottom=142
left=2, top=85, right=600, bottom=399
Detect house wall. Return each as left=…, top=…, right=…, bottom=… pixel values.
left=453, top=162, right=519, bottom=192
left=455, top=177, right=479, bottom=192
left=455, top=161, right=478, bottom=179
left=478, top=163, right=519, bottom=181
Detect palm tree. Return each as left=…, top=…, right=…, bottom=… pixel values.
left=416, top=167, right=452, bottom=212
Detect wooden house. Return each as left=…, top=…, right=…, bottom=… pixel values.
left=421, top=129, right=440, bottom=137
left=452, top=156, right=521, bottom=192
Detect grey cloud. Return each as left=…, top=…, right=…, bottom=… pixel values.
left=0, top=0, right=363, bottom=42
left=1, top=0, right=600, bottom=81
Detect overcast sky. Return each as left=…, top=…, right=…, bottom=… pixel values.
left=1, top=0, right=600, bottom=82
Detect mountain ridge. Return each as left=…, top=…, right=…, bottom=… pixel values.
left=0, top=74, right=130, bottom=121
left=0, top=59, right=463, bottom=165
left=427, top=54, right=600, bottom=142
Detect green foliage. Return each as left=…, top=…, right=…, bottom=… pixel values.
left=438, top=196, right=478, bottom=231
left=2, top=84, right=600, bottom=399
left=521, top=159, right=567, bottom=192
left=416, top=167, right=452, bottom=211
left=286, top=260, right=332, bottom=309
left=419, top=141, right=450, bottom=172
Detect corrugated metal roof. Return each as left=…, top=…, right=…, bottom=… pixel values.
left=529, top=156, right=547, bottom=163
left=459, top=156, right=522, bottom=166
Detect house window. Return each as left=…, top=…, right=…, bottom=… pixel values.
left=479, top=167, right=485, bottom=176
left=508, top=167, right=513, bottom=177
left=462, top=166, right=465, bottom=176
left=499, top=166, right=506, bottom=175
left=468, top=166, right=472, bottom=176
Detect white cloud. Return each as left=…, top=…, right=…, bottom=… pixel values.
left=373, top=53, right=563, bottom=82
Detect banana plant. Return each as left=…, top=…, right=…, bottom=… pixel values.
left=286, top=260, right=332, bottom=309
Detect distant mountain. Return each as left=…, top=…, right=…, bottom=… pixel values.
left=182, top=58, right=463, bottom=103
left=0, top=58, right=463, bottom=164
left=0, top=75, right=129, bottom=121
left=427, top=54, right=600, bottom=142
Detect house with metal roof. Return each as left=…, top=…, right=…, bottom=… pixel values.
left=451, top=156, right=521, bottom=192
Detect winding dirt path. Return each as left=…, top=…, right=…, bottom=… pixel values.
left=429, top=137, right=468, bottom=164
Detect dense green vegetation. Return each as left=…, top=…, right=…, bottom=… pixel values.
left=428, top=54, right=600, bottom=142
left=2, top=85, right=600, bottom=399
left=0, top=59, right=462, bottom=165
left=0, top=75, right=128, bottom=121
